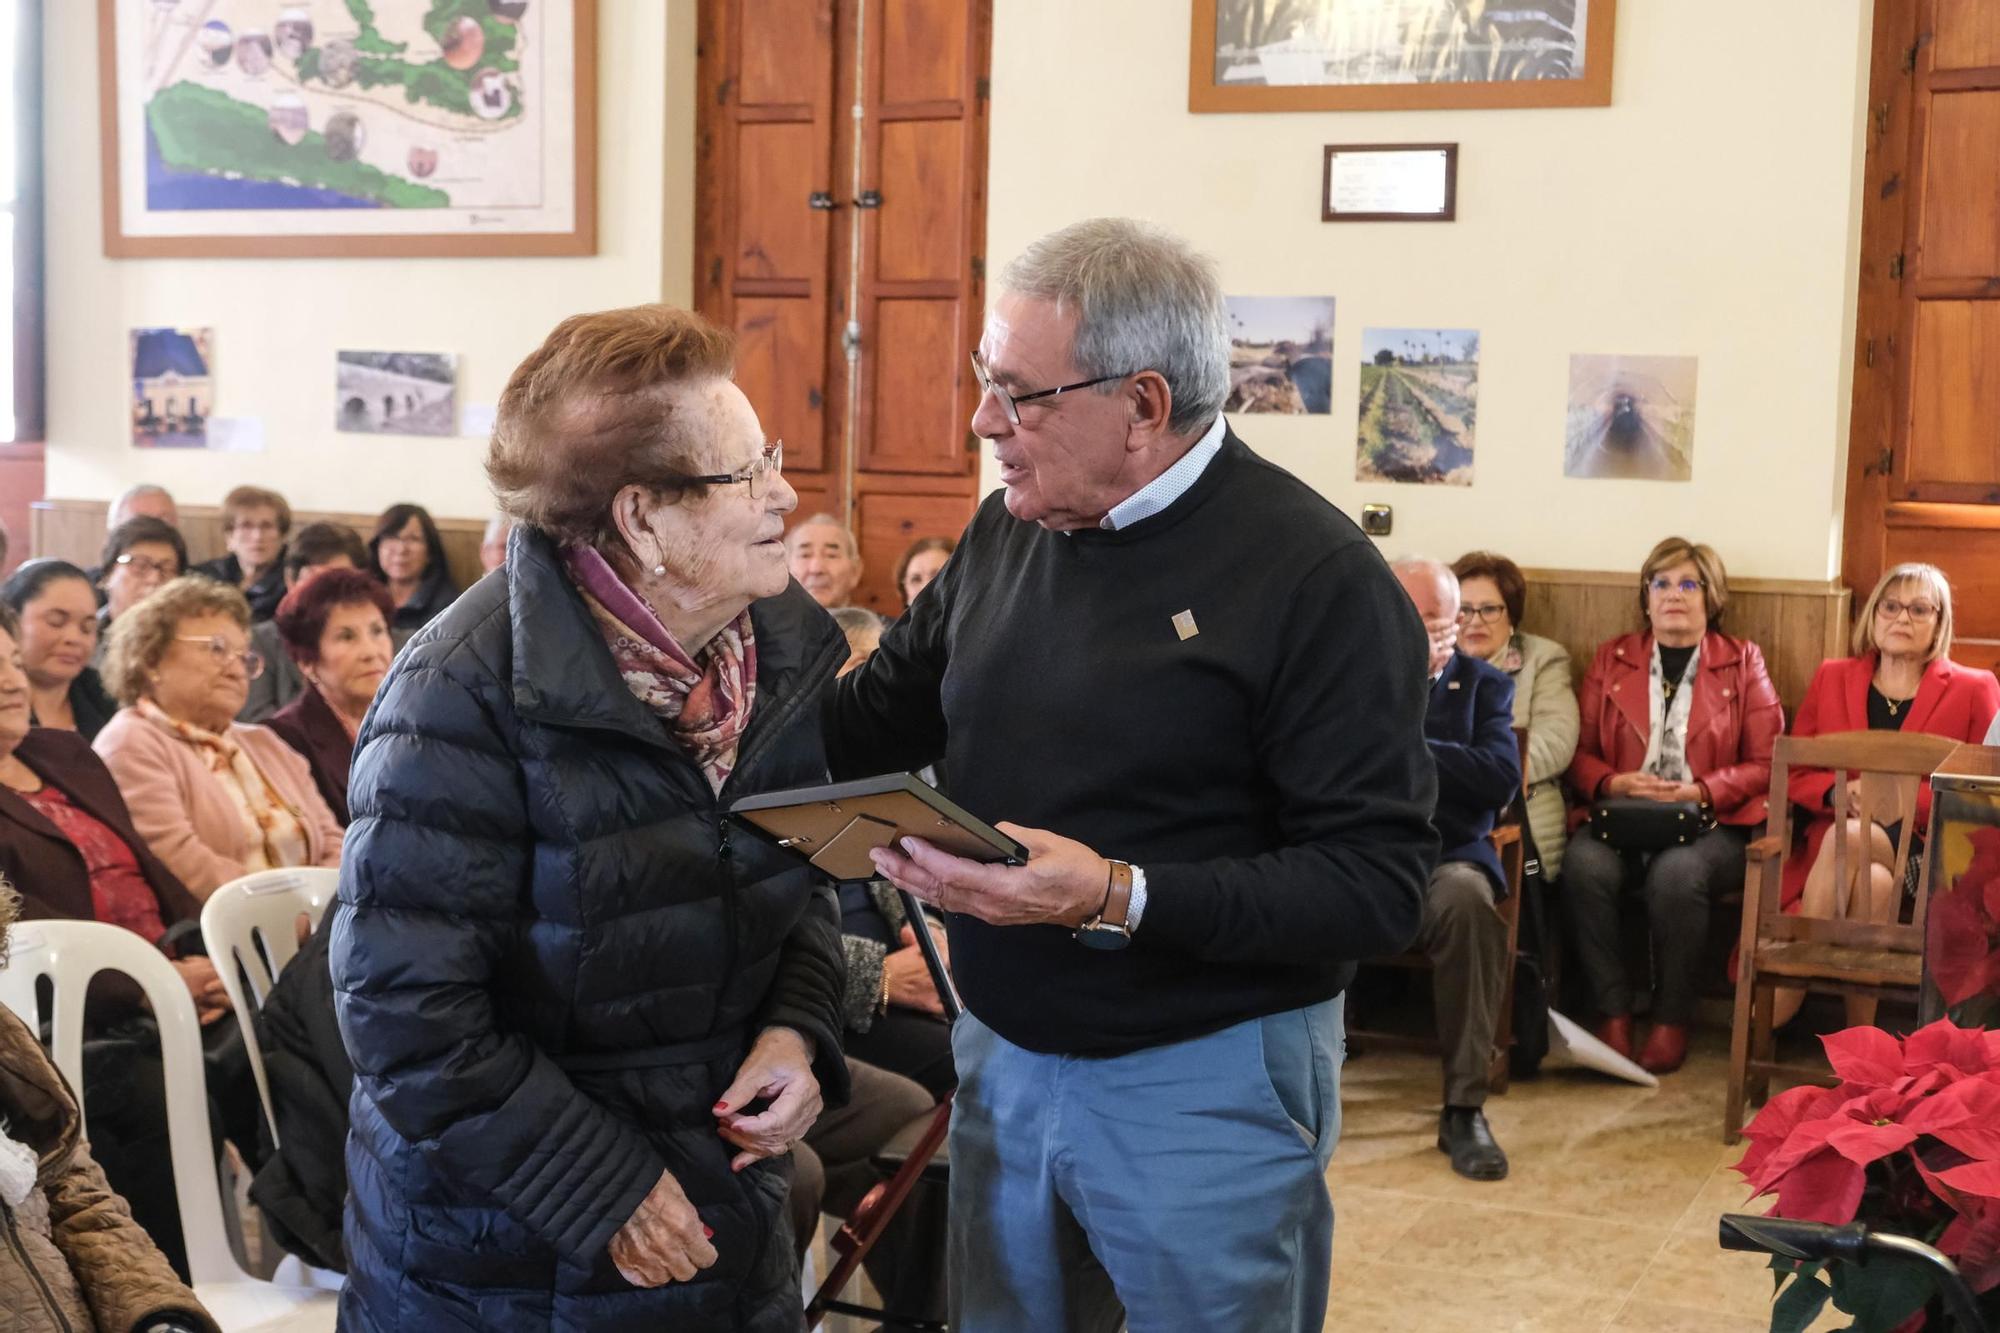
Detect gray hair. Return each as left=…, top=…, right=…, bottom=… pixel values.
left=1390, top=555, right=1460, bottom=604
left=109, top=483, right=175, bottom=529
left=829, top=606, right=885, bottom=636
left=1000, top=218, right=1230, bottom=436
left=786, top=513, right=859, bottom=560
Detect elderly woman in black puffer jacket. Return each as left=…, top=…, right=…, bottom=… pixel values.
left=330, top=304, right=850, bottom=1332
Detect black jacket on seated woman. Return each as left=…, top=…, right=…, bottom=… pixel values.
left=367, top=503, right=461, bottom=632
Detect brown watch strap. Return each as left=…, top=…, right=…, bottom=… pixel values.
left=1099, top=861, right=1134, bottom=929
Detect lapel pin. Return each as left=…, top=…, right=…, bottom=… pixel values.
left=1448, top=680, right=1461, bottom=690
left=1172, top=610, right=1198, bottom=641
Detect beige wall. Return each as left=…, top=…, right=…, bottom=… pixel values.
left=43, top=2, right=695, bottom=519
left=984, top=0, right=1875, bottom=581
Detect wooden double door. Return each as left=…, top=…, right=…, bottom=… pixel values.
left=696, top=0, right=991, bottom=615
left=1845, top=0, right=2000, bottom=673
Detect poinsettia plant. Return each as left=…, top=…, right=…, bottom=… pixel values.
left=1734, top=1021, right=2000, bottom=1332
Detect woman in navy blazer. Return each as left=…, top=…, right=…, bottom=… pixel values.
left=1773, top=563, right=2000, bottom=1026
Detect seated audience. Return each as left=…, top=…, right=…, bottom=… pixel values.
left=93, top=577, right=344, bottom=898
left=107, top=483, right=180, bottom=532
left=895, top=536, right=954, bottom=609
left=479, top=513, right=512, bottom=573
left=0, top=602, right=255, bottom=1285
left=0, top=879, right=222, bottom=1333
left=787, top=512, right=864, bottom=609
left=1451, top=551, right=1580, bottom=879
left=192, top=485, right=290, bottom=621
left=1773, top=562, right=2000, bottom=1027
left=96, top=517, right=189, bottom=653
left=1564, top=537, right=1782, bottom=1074
left=267, top=570, right=395, bottom=825
left=239, top=522, right=372, bottom=723
left=368, top=503, right=459, bottom=632
left=2, top=562, right=117, bottom=739
left=1391, top=558, right=1522, bottom=1181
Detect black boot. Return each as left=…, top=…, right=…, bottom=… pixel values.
left=1437, top=1105, right=1509, bottom=1181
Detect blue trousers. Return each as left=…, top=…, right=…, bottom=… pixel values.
left=947, top=996, right=1344, bottom=1333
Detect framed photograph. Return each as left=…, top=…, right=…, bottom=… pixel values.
left=1356, top=327, right=1479, bottom=486
left=1191, top=0, right=1616, bottom=113
left=1564, top=353, right=1698, bottom=482
left=1224, top=296, right=1335, bottom=414
left=1323, top=144, right=1456, bottom=222
left=335, top=350, right=459, bottom=436
left=98, top=0, right=597, bottom=258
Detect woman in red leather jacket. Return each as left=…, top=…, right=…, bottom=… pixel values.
left=1770, top=563, right=1998, bottom=1028
left=1564, top=538, right=1784, bottom=1073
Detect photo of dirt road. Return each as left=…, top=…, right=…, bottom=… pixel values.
left=1224, top=295, right=1335, bottom=414
left=1356, top=327, right=1479, bottom=486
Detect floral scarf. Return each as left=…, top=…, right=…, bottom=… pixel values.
left=1643, top=640, right=1701, bottom=784
left=135, top=698, right=308, bottom=871
left=563, top=545, right=758, bottom=793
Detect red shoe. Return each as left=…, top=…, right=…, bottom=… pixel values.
left=1639, top=1022, right=1689, bottom=1074
left=1592, top=1014, right=1633, bottom=1060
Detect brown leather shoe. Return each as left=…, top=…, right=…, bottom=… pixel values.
left=1639, top=1022, right=1689, bottom=1073
left=1592, top=1014, right=1633, bottom=1060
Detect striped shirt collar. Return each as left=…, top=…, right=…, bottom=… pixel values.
left=1099, top=414, right=1228, bottom=532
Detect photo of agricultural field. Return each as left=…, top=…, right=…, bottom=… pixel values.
left=1356, top=327, right=1479, bottom=485
left=1224, top=296, right=1335, bottom=414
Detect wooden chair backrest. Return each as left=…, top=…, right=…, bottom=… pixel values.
left=1762, top=730, right=1961, bottom=952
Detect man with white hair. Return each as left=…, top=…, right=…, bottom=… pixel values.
left=1390, top=556, right=1523, bottom=1182
left=106, top=483, right=178, bottom=531
left=785, top=514, right=863, bottom=609
left=828, top=218, right=1436, bottom=1332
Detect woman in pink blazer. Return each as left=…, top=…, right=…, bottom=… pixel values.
left=92, top=577, right=342, bottom=899
left=1772, top=563, right=2000, bottom=1026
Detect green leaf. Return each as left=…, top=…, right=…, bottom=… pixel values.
left=1828, top=1257, right=1934, bottom=1332
left=1773, top=1271, right=1836, bottom=1333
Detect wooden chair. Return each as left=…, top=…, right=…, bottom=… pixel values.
left=1723, top=730, right=1961, bottom=1142
left=1349, top=729, right=1529, bottom=1094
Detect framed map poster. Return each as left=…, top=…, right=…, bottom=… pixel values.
left=1191, top=0, right=1615, bottom=113
left=98, top=0, right=597, bottom=258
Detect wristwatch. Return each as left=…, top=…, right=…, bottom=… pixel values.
left=1075, top=861, right=1136, bottom=951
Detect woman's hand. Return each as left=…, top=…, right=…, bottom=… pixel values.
left=1604, top=772, right=1697, bottom=803
left=713, top=1026, right=821, bottom=1173
left=607, top=1167, right=716, bottom=1288
left=883, top=923, right=949, bottom=1016
left=171, top=957, right=232, bottom=1026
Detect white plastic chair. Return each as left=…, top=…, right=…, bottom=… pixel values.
left=200, top=868, right=340, bottom=1148
left=0, top=918, right=339, bottom=1330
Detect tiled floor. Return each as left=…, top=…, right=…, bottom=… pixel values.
left=1324, top=1028, right=1834, bottom=1332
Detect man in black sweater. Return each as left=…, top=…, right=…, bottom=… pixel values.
left=827, top=218, right=1437, bottom=1333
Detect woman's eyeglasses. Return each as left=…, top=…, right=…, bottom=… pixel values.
left=114, top=553, right=179, bottom=579
left=1876, top=598, right=1939, bottom=623
left=1456, top=604, right=1508, bottom=625
left=174, top=634, right=265, bottom=680
left=689, top=441, right=784, bottom=499
left=1647, top=577, right=1705, bottom=596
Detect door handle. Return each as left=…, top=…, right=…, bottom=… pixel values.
left=854, top=190, right=883, bottom=209
left=808, top=191, right=839, bottom=210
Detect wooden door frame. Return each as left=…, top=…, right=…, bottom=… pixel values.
left=1842, top=0, right=1923, bottom=602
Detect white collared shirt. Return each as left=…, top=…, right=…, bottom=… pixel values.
left=1099, top=414, right=1228, bottom=532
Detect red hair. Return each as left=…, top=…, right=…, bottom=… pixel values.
left=274, top=568, right=395, bottom=667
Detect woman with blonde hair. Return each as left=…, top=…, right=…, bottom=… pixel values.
left=1564, top=537, right=1783, bottom=1073
left=1771, top=562, right=1999, bottom=1025
left=92, top=577, right=343, bottom=898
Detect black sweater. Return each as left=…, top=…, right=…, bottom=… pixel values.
left=827, top=430, right=1438, bottom=1055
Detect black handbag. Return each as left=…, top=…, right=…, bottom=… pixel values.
left=1589, top=797, right=1711, bottom=851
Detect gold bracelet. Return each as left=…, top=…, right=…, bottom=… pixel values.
left=878, top=963, right=892, bottom=1017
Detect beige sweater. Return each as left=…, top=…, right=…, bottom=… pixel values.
left=1502, top=632, right=1580, bottom=879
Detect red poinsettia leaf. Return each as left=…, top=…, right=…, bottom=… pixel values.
left=1936, top=1160, right=2000, bottom=1199
left=1742, top=1081, right=1848, bottom=1143
left=1928, top=882, right=2000, bottom=1008
left=1823, top=1027, right=1908, bottom=1087
left=1904, top=1074, right=2000, bottom=1157
left=1774, top=1147, right=1868, bottom=1224
left=1903, top=1020, right=1995, bottom=1078
left=1939, top=1202, right=2000, bottom=1294
left=1825, top=1118, right=1919, bottom=1166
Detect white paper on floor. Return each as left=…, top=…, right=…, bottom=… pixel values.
left=1546, top=1009, right=1660, bottom=1088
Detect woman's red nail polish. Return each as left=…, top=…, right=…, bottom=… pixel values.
left=703, top=1225, right=714, bottom=1238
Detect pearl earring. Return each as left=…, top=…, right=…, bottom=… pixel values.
left=652, top=563, right=667, bottom=576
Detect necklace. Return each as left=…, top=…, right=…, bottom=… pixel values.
left=1883, top=693, right=1913, bottom=716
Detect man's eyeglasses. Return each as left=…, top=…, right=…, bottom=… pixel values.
left=1456, top=603, right=1508, bottom=625
left=688, top=441, right=784, bottom=500
left=114, top=553, right=178, bottom=579
left=1648, top=577, right=1705, bottom=597
left=1876, top=597, right=1940, bottom=623
left=174, top=634, right=264, bottom=680
left=970, top=354, right=1132, bottom=426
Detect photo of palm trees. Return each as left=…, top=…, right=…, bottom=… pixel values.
left=1356, top=326, right=1479, bottom=485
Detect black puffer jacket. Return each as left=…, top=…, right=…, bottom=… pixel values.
left=331, top=528, right=851, bottom=1332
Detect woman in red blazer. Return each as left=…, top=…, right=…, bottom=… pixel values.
left=1771, top=563, right=2000, bottom=1028
left=1564, top=538, right=1785, bottom=1073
